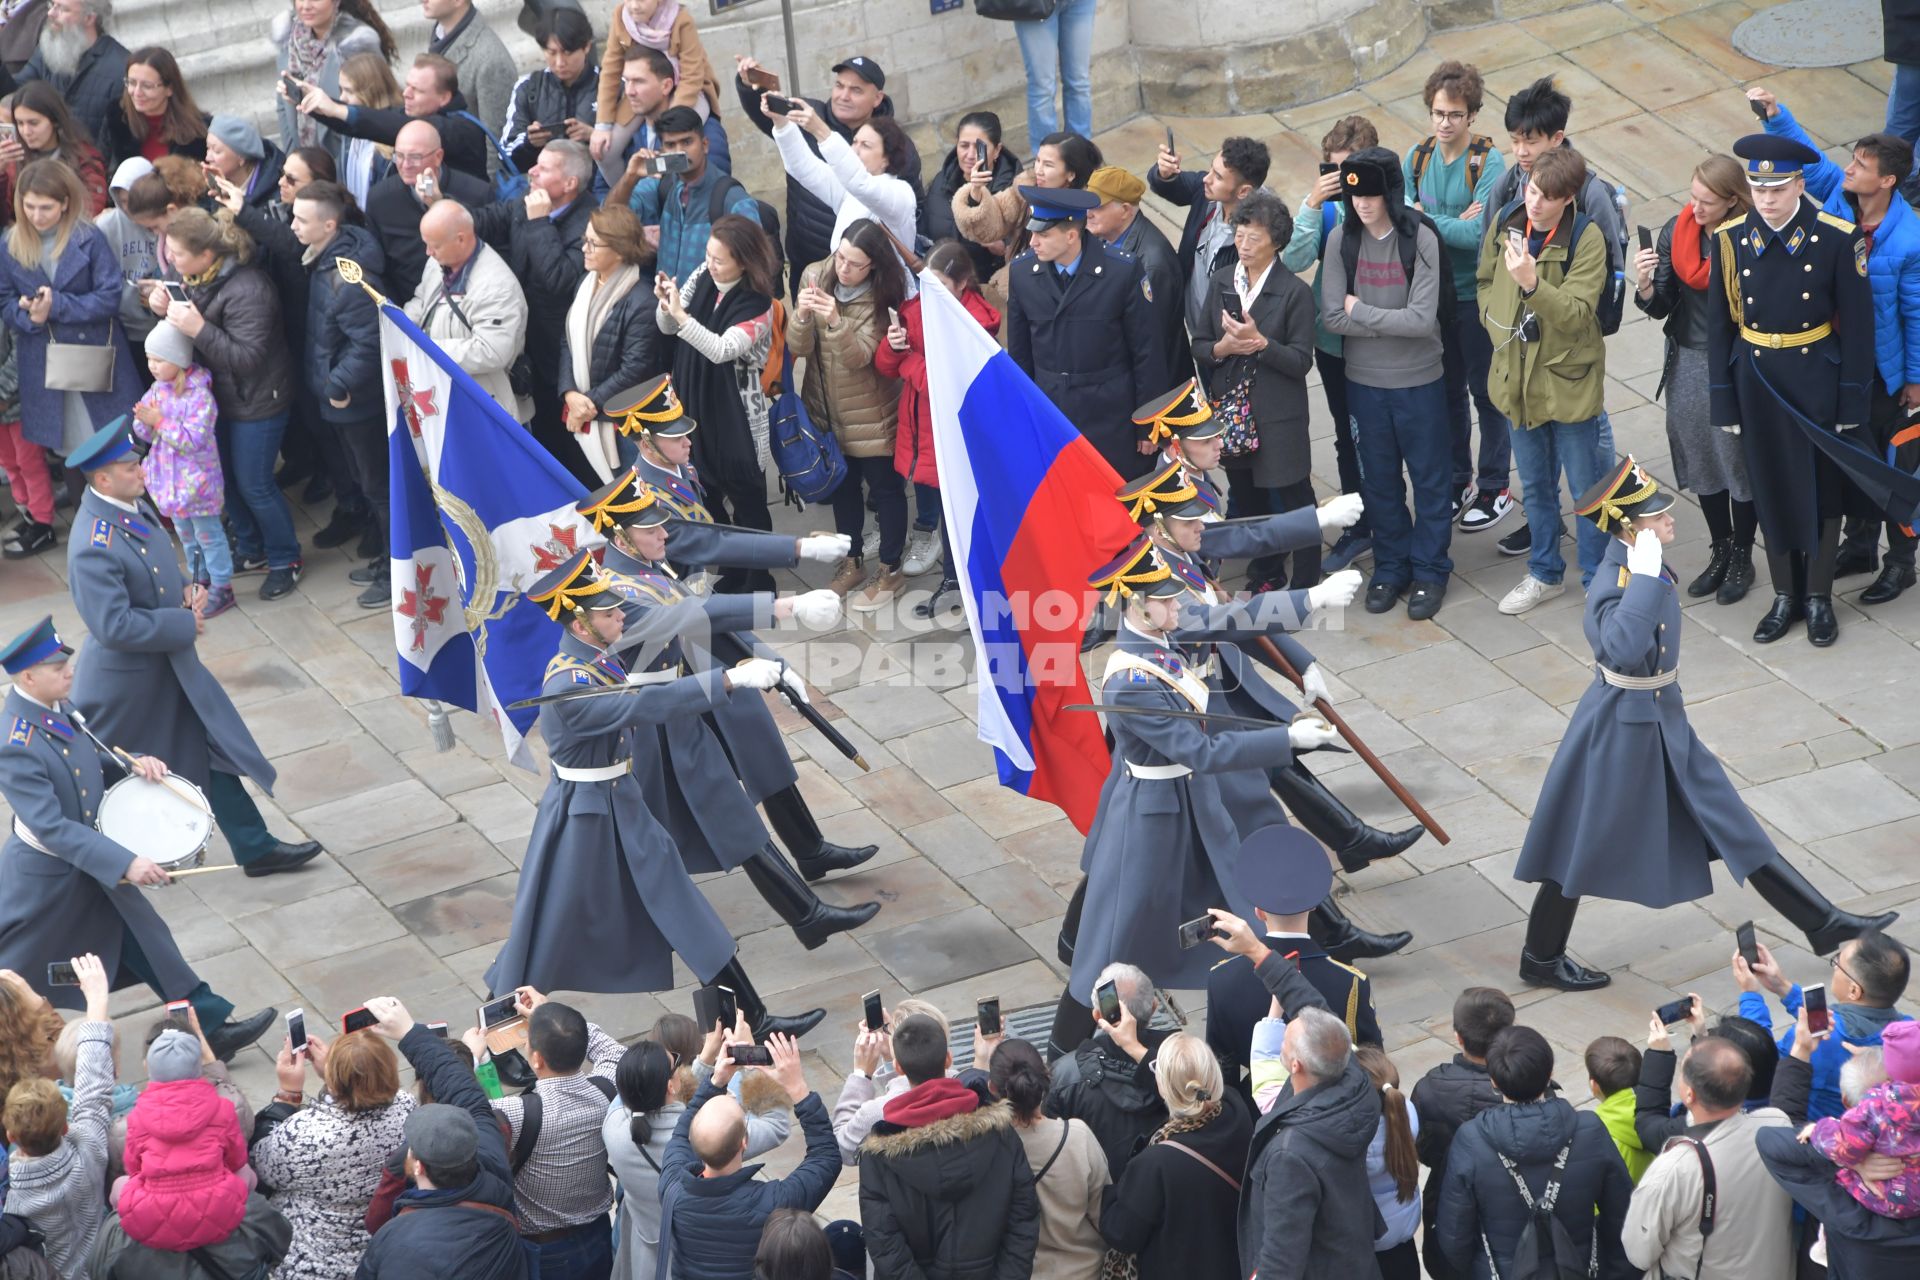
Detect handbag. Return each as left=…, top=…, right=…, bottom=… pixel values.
left=975, top=0, right=1058, bottom=19
left=1213, top=371, right=1259, bottom=463
left=44, top=318, right=116, bottom=394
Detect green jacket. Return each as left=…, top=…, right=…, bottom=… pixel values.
left=1476, top=200, right=1608, bottom=428
left=1595, top=1086, right=1653, bottom=1183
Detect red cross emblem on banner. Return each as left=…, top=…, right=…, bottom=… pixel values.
left=394, top=562, right=451, bottom=651
left=530, top=524, right=581, bottom=572
left=390, top=359, right=440, bottom=438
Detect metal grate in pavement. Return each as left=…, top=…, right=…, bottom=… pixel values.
left=946, top=992, right=1190, bottom=1070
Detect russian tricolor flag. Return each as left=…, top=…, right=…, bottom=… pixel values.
left=922, top=274, right=1140, bottom=833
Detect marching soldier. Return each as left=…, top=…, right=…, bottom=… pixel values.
left=1708, top=134, right=1920, bottom=646
left=1005, top=186, right=1166, bottom=480
left=578, top=471, right=880, bottom=949
left=613, top=376, right=879, bottom=884
left=484, top=549, right=823, bottom=1037
left=1205, top=824, right=1381, bottom=1095
left=1514, top=458, right=1895, bottom=991
left=0, top=616, right=274, bottom=1059
left=63, top=418, right=323, bottom=878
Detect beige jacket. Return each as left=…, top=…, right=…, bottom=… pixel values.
left=404, top=240, right=531, bottom=423
left=786, top=259, right=899, bottom=458
left=951, top=167, right=1034, bottom=318
left=1621, top=1107, right=1794, bottom=1280
left=1015, top=1117, right=1109, bottom=1280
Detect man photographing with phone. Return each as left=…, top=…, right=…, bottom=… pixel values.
left=1736, top=931, right=1913, bottom=1121
left=609, top=104, right=759, bottom=285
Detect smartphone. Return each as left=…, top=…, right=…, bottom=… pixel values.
left=0, top=124, right=15, bottom=146
left=862, top=989, right=886, bottom=1033
left=427, top=1021, right=448, bottom=1039
left=1736, top=921, right=1760, bottom=971
left=1804, top=983, right=1831, bottom=1037
left=976, top=996, right=1002, bottom=1037
left=764, top=94, right=797, bottom=116
left=286, top=1008, right=307, bottom=1056
left=1178, top=915, right=1219, bottom=949
left=163, top=281, right=189, bottom=305
left=341, top=1006, right=378, bottom=1034
left=729, top=1042, right=774, bottom=1067
left=1222, top=294, right=1245, bottom=323
left=1164, top=127, right=1176, bottom=154
left=743, top=66, right=781, bottom=93
left=887, top=306, right=900, bottom=328
left=478, top=994, right=518, bottom=1029
left=1508, top=227, right=1526, bottom=253
left=414, top=169, right=437, bottom=202
left=46, top=961, right=78, bottom=986
left=649, top=151, right=691, bottom=176
left=1094, top=979, right=1121, bottom=1026
left=166, top=999, right=191, bottom=1018
left=1319, top=160, right=1339, bottom=177
left=975, top=139, right=987, bottom=169
left=1750, top=97, right=1770, bottom=121
left=1636, top=225, right=1653, bottom=253
left=281, top=73, right=300, bottom=102
left=1653, top=996, right=1694, bottom=1027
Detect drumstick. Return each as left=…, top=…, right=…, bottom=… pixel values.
left=120, top=865, right=244, bottom=884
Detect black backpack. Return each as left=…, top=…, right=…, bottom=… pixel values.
left=1341, top=209, right=1457, bottom=325
left=1487, top=1141, right=1597, bottom=1280
left=708, top=177, right=786, bottom=298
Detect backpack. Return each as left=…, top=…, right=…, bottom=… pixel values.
left=1487, top=1141, right=1597, bottom=1280
left=767, top=341, right=847, bottom=506
left=1409, top=134, right=1494, bottom=200
left=1342, top=209, right=1457, bottom=325
left=708, top=176, right=786, bottom=299
left=449, top=110, right=529, bottom=202
left=1574, top=173, right=1629, bottom=336
left=509, top=1075, right=617, bottom=1174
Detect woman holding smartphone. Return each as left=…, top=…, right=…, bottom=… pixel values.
left=926, top=112, right=1021, bottom=282
left=0, top=84, right=108, bottom=219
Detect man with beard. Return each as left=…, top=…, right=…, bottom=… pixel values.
left=15, top=0, right=123, bottom=149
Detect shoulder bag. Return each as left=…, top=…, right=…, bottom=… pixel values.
left=45, top=317, right=116, bottom=393
left=975, top=0, right=1058, bottom=19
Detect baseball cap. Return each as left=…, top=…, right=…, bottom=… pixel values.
left=831, top=56, right=885, bottom=89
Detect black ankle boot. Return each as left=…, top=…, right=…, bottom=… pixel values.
left=1517, top=883, right=1609, bottom=989
left=1518, top=951, right=1611, bottom=991
left=1057, top=876, right=1088, bottom=966
left=1717, top=545, right=1755, bottom=606
left=740, top=847, right=880, bottom=949
left=713, top=958, right=825, bottom=1040
left=1046, top=990, right=1097, bottom=1063
left=1747, top=861, right=1900, bottom=955
left=1270, top=762, right=1422, bottom=874
left=1310, top=899, right=1412, bottom=961
left=762, top=785, right=878, bottom=880
left=1688, top=539, right=1732, bottom=598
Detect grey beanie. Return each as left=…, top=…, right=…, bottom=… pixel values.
left=146, top=1028, right=201, bottom=1083
left=207, top=114, right=266, bottom=163
left=144, top=321, right=194, bottom=370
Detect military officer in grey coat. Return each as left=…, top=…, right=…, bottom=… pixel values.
left=62, top=418, right=322, bottom=878
left=1515, top=458, right=1897, bottom=991
left=483, top=549, right=824, bottom=1038
left=615, top=376, right=879, bottom=884
left=0, top=617, right=274, bottom=1060
left=578, top=470, right=880, bottom=950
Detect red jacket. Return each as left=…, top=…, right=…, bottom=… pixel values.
left=116, top=1077, right=251, bottom=1252
left=876, top=288, right=1001, bottom=488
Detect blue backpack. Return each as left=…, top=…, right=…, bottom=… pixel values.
left=768, top=344, right=845, bottom=506
left=450, top=111, right=529, bottom=202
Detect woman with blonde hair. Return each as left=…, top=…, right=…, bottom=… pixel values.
left=333, top=50, right=399, bottom=205
left=1356, top=1044, right=1422, bottom=1280
left=1634, top=152, right=1757, bottom=606
left=1097, top=1030, right=1252, bottom=1280
left=145, top=206, right=301, bottom=600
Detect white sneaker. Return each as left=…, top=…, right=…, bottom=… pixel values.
left=901, top=528, right=940, bottom=576
left=862, top=528, right=880, bottom=559
left=1499, top=575, right=1565, bottom=616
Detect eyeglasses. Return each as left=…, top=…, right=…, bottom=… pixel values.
left=1430, top=109, right=1469, bottom=124
left=124, top=78, right=165, bottom=94
left=581, top=236, right=608, bottom=251
left=393, top=152, right=436, bottom=166
left=1833, top=955, right=1858, bottom=987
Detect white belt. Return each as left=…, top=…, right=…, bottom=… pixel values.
left=553, top=761, right=632, bottom=783
left=1596, top=665, right=1679, bottom=690
left=625, top=666, right=685, bottom=686
left=1126, top=761, right=1193, bottom=780
left=11, top=818, right=51, bottom=854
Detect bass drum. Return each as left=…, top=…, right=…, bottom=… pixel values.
left=97, top=774, right=213, bottom=871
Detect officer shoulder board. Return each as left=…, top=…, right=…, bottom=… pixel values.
left=648, top=475, right=714, bottom=524
left=1715, top=217, right=1746, bottom=327
left=88, top=519, right=112, bottom=548
left=1816, top=210, right=1857, bottom=233
left=6, top=717, right=32, bottom=748
left=544, top=655, right=622, bottom=689
left=601, top=564, right=685, bottom=607
left=1104, top=648, right=1209, bottom=714
left=1816, top=209, right=1870, bottom=277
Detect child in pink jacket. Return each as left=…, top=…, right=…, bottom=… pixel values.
left=111, top=1028, right=253, bottom=1251
left=1810, top=1020, right=1920, bottom=1218
left=132, top=321, right=234, bottom=618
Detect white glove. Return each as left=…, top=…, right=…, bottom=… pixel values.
left=788, top=588, right=842, bottom=630
left=1301, top=662, right=1331, bottom=707
left=1721, top=423, right=1741, bottom=436
left=779, top=666, right=810, bottom=705
left=728, top=658, right=784, bottom=691
left=1626, top=528, right=1663, bottom=578
left=1316, top=493, right=1365, bottom=532
left=1287, top=718, right=1341, bottom=750
left=797, top=533, right=853, bottom=563
left=1305, top=569, right=1362, bottom=611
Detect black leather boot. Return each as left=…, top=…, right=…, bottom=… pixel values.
left=204, top=1008, right=278, bottom=1062
left=762, top=785, right=878, bottom=880
left=1310, top=898, right=1412, bottom=961
left=1270, top=761, right=1423, bottom=874
left=1047, top=990, right=1097, bottom=1063
left=1518, top=882, right=1609, bottom=990
left=713, top=958, right=825, bottom=1040
left=740, top=846, right=880, bottom=950
left=1753, top=549, right=1804, bottom=644
left=1747, top=861, right=1900, bottom=956
left=1687, top=538, right=1732, bottom=598
left=1057, top=876, right=1088, bottom=966
left=1716, top=544, right=1755, bottom=606
left=1806, top=519, right=1842, bottom=647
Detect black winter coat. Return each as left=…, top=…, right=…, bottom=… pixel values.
left=558, top=280, right=664, bottom=407
left=1044, top=1026, right=1173, bottom=1180
left=1099, top=1094, right=1252, bottom=1280
left=1239, top=1056, right=1385, bottom=1280
left=503, top=67, right=599, bottom=174
left=17, top=34, right=126, bottom=163
left=100, top=108, right=209, bottom=173
left=233, top=204, right=310, bottom=349
left=927, top=144, right=1021, bottom=283
left=1144, top=168, right=1235, bottom=293
left=1113, top=212, right=1188, bottom=390
left=365, top=166, right=492, bottom=306
left=331, top=93, right=490, bottom=183
left=1756, top=1123, right=1920, bottom=1280
left=1411, top=1055, right=1503, bottom=1280
left=237, top=143, right=287, bottom=215
left=177, top=258, right=292, bottom=422
left=1634, top=215, right=1711, bottom=401
left=858, top=1092, right=1039, bottom=1280
left=1435, top=1099, right=1634, bottom=1280
left=1887, top=0, right=1920, bottom=65
left=472, top=193, right=595, bottom=376
left=303, top=222, right=387, bottom=424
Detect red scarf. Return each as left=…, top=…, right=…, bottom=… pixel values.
left=1670, top=205, right=1710, bottom=292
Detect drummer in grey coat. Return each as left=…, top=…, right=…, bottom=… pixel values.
left=62, top=418, right=322, bottom=879
left=1514, top=457, right=1897, bottom=993
left=483, top=548, right=825, bottom=1039
left=578, top=471, right=878, bottom=951
left=613, top=375, right=878, bottom=882
left=0, top=616, right=275, bottom=1061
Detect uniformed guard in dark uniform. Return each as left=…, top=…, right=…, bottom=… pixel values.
left=485, top=549, right=824, bottom=1037
left=63, top=418, right=324, bottom=878
left=1005, top=186, right=1166, bottom=480
left=578, top=471, right=879, bottom=948
left=1206, top=824, right=1381, bottom=1095
left=1514, top=458, right=1895, bottom=991
left=1708, top=134, right=1920, bottom=647
left=0, top=616, right=274, bottom=1059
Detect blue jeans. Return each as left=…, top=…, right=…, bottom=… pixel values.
left=1350, top=378, right=1454, bottom=586
left=912, top=480, right=941, bottom=532
left=217, top=410, right=300, bottom=570
left=1442, top=312, right=1511, bottom=494
left=535, top=1221, right=611, bottom=1280
left=1507, top=413, right=1614, bottom=587
left=179, top=513, right=234, bottom=587
left=1890, top=63, right=1920, bottom=145
left=1014, top=0, right=1096, bottom=143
